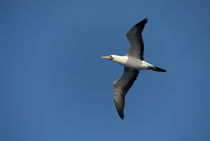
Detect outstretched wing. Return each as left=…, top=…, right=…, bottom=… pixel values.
left=113, top=67, right=139, bottom=119
left=126, top=18, right=147, bottom=60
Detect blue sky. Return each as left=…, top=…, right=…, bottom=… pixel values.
left=1, top=0, right=210, bottom=141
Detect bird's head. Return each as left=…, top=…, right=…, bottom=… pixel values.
left=101, top=55, right=124, bottom=63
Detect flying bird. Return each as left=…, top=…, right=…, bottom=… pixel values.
left=101, top=18, right=166, bottom=119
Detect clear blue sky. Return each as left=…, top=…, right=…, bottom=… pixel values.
left=1, top=0, right=210, bottom=141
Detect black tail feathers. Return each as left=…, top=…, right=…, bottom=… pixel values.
left=149, top=66, right=166, bottom=72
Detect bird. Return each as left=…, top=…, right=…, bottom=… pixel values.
left=101, top=18, right=166, bottom=119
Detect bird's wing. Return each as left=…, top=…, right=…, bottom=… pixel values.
left=113, top=67, right=139, bottom=119
left=126, top=18, right=147, bottom=60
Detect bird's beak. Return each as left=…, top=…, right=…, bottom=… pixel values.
left=101, top=56, right=112, bottom=60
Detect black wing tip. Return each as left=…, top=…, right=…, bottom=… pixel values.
left=119, top=113, right=124, bottom=120
left=116, top=107, right=125, bottom=119
left=132, top=18, right=148, bottom=32
left=142, top=18, right=148, bottom=23
left=138, top=18, right=148, bottom=25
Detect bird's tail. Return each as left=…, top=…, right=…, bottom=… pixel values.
left=148, top=66, right=166, bottom=72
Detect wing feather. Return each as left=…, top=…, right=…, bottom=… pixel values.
left=126, top=18, right=147, bottom=60
left=113, top=67, right=139, bottom=119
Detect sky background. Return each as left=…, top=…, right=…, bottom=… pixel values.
left=1, top=0, right=210, bottom=141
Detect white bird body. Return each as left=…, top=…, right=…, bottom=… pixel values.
left=111, top=55, right=153, bottom=70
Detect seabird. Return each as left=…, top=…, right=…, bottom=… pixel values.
left=101, top=18, right=166, bottom=119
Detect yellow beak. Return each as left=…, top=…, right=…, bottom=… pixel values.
left=101, top=56, right=112, bottom=60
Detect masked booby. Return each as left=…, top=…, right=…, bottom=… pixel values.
left=101, top=18, right=166, bottom=119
